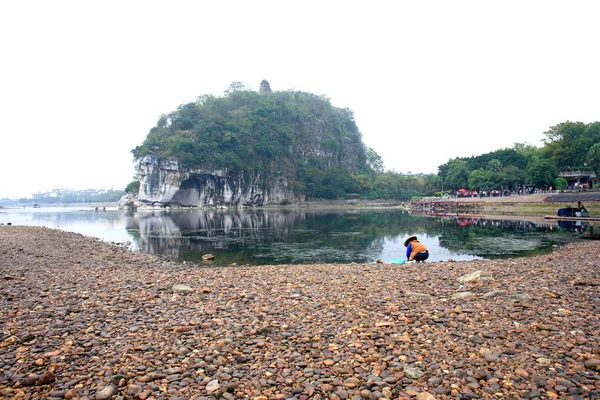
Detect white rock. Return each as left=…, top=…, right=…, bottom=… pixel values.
left=172, top=284, right=193, bottom=294
left=457, top=270, right=493, bottom=283
left=206, top=379, right=220, bottom=394
left=451, top=291, right=475, bottom=300
left=95, top=385, right=116, bottom=400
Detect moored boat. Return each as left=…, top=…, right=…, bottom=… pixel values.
left=544, top=192, right=600, bottom=221
left=557, top=206, right=589, bottom=218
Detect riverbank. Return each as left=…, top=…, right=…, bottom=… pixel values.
left=1, top=226, right=599, bottom=399
left=415, top=193, right=600, bottom=218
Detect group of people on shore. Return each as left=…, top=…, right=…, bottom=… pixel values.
left=454, top=187, right=557, bottom=198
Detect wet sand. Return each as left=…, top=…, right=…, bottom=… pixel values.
left=0, top=226, right=599, bottom=399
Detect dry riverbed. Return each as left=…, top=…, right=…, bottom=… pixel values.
left=1, top=226, right=599, bottom=399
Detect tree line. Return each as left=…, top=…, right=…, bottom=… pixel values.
left=437, top=121, right=600, bottom=193
left=20, top=190, right=125, bottom=204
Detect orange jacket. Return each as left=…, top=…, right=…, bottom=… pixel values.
left=407, top=240, right=428, bottom=261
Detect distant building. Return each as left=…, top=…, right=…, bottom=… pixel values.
left=259, top=80, right=272, bottom=95
left=558, top=170, right=596, bottom=189
left=32, top=188, right=109, bottom=200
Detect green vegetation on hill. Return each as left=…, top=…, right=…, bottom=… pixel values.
left=134, top=88, right=364, bottom=173
left=133, top=83, right=424, bottom=200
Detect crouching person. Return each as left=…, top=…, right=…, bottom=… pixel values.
left=404, top=236, right=429, bottom=263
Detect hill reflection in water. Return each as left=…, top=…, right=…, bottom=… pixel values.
left=123, top=209, right=586, bottom=266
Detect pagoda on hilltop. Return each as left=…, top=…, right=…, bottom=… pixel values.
left=259, top=80, right=272, bottom=95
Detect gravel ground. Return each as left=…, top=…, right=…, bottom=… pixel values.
left=1, top=226, right=599, bottom=400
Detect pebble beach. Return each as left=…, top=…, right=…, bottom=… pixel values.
left=1, top=226, right=599, bottom=399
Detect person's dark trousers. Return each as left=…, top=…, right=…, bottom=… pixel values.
left=414, top=251, right=429, bottom=262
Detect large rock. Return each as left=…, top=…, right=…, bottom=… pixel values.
left=135, top=155, right=303, bottom=207
left=117, top=193, right=138, bottom=209
left=457, top=270, right=494, bottom=283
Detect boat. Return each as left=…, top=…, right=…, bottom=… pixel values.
left=544, top=192, right=600, bottom=221
left=557, top=206, right=589, bottom=218
left=33, top=203, right=41, bottom=208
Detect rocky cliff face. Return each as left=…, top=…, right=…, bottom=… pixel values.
left=135, top=155, right=302, bottom=207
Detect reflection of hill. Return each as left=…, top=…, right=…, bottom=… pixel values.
left=169, top=209, right=304, bottom=238
left=124, top=209, right=420, bottom=264
left=125, top=212, right=183, bottom=259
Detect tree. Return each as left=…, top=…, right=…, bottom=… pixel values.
left=125, top=181, right=140, bottom=194
left=526, top=158, right=557, bottom=188
left=543, top=121, right=589, bottom=169
left=468, top=169, right=494, bottom=191
left=366, top=147, right=384, bottom=174
left=486, top=159, right=503, bottom=173
left=513, top=142, right=543, bottom=171
left=224, top=81, right=250, bottom=94
left=553, top=177, right=568, bottom=190
left=437, top=164, right=449, bottom=191
left=175, top=103, right=200, bottom=130
left=156, top=114, right=169, bottom=128
left=499, top=166, right=525, bottom=189
left=585, top=143, right=600, bottom=174
left=446, top=159, right=470, bottom=189
left=425, top=174, right=441, bottom=193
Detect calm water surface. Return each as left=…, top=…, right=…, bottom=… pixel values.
left=0, top=205, right=591, bottom=266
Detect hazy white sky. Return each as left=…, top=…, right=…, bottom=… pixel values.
left=1, top=1, right=599, bottom=199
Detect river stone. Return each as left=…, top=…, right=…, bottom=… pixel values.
left=457, top=270, right=493, bottom=283
left=536, top=357, right=551, bottom=365
left=206, top=379, right=220, bottom=394
left=428, top=376, right=443, bottom=386
left=452, top=291, right=475, bottom=300
left=508, top=293, right=530, bottom=301
left=95, top=384, right=116, bottom=399
left=481, top=350, right=501, bottom=363
left=381, top=387, right=392, bottom=398
left=584, top=358, right=600, bottom=370
left=482, top=290, right=508, bottom=298
left=172, top=284, right=193, bottom=294
left=343, top=377, right=360, bottom=388
left=404, top=366, right=425, bottom=379
left=405, top=291, right=432, bottom=298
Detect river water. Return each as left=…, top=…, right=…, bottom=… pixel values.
left=0, top=205, right=590, bottom=266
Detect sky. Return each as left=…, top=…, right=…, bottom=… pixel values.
left=1, top=1, right=599, bottom=199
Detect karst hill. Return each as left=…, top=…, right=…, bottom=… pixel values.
left=131, top=81, right=371, bottom=207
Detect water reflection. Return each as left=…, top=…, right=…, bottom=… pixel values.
left=0, top=206, right=132, bottom=244
left=125, top=209, right=388, bottom=265
left=436, top=216, right=582, bottom=258
left=557, top=219, right=586, bottom=233
left=2, top=207, right=593, bottom=265
left=122, top=209, right=592, bottom=265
